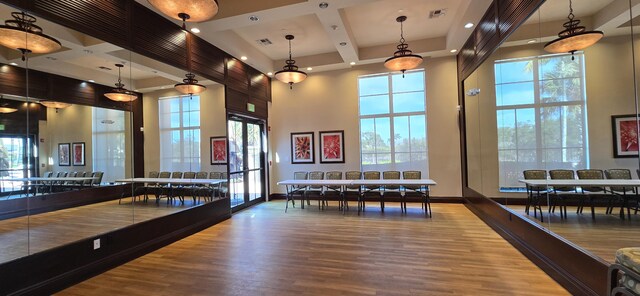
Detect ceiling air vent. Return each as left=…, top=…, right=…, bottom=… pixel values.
left=429, top=9, right=447, bottom=19
left=256, top=38, right=273, bottom=46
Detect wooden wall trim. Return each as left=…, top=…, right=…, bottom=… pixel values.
left=0, top=198, right=231, bottom=295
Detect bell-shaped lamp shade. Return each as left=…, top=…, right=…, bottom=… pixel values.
left=175, top=73, right=206, bottom=95
left=0, top=12, right=61, bottom=56
left=147, top=0, right=219, bottom=22
left=40, top=101, right=71, bottom=109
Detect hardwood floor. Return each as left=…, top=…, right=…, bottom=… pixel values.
left=0, top=197, right=201, bottom=263
left=508, top=205, right=640, bottom=262
left=58, top=201, right=569, bottom=295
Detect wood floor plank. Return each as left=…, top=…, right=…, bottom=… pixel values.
left=58, top=201, right=569, bottom=296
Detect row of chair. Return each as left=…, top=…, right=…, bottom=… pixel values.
left=290, top=170, right=430, bottom=216
left=134, top=171, right=228, bottom=205
left=34, top=171, right=104, bottom=194
left=523, top=169, right=638, bottom=221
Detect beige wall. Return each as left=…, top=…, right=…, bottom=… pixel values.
left=269, top=56, right=462, bottom=197
left=466, top=35, right=639, bottom=198
left=142, top=85, right=226, bottom=175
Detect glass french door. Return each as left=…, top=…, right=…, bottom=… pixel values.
left=0, top=135, right=36, bottom=196
left=228, top=116, right=266, bottom=209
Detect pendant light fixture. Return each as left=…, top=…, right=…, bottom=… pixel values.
left=384, top=16, right=423, bottom=77
left=175, top=72, right=206, bottom=95
left=104, top=64, right=138, bottom=102
left=275, top=35, right=307, bottom=89
left=40, top=101, right=71, bottom=109
left=147, top=0, right=219, bottom=23
left=543, top=0, right=603, bottom=59
left=0, top=12, right=62, bottom=61
left=0, top=96, right=17, bottom=114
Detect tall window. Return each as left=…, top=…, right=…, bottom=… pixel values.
left=495, top=53, right=588, bottom=190
left=92, top=108, right=126, bottom=183
left=159, top=95, right=201, bottom=172
left=357, top=70, right=428, bottom=174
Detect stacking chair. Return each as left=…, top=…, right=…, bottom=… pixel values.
left=180, top=172, right=197, bottom=203
left=155, top=171, right=172, bottom=204
left=360, top=171, right=381, bottom=213
left=143, top=171, right=160, bottom=202
left=605, top=169, right=638, bottom=219
left=169, top=172, right=184, bottom=204
left=92, top=172, right=104, bottom=187
left=220, top=172, right=228, bottom=198
left=194, top=172, right=209, bottom=203
left=548, top=169, right=576, bottom=219
left=325, top=171, right=344, bottom=210
left=286, top=172, right=308, bottom=210
left=403, top=171, right=431, bottom=217
left=344, top=171, right=362, bottom=210
left=209, top=172, right=225, bottom=199
left=577, top=169, right=607, bottom=220
left=382, top=171, right=401, bottom=212
left=306, top=171, right=324, bottom=209
left=523, top=170, right=548, bottom=222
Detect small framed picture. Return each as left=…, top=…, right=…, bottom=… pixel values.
left=58, top=143, right=70, bottom=166
left=210, top=136, right=228, bottom=165
left=319, top=130, right=345, bottom=163
left=612, top=114, right=639, bottom=158
left=291, top=132, right=314, bottom=164
left=72, top=142, right=85, bottom=166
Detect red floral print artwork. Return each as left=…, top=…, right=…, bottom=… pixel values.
left=213, top=140, right=227, bottom=161
left=295, top=136, right=311, bottom=160
left=620, top=120, right=639, bottom=152
left=323, top=135, right=341, bottom=160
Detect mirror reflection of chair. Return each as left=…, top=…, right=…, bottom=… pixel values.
left=155, top=171, right=172, bottom=204
left=194, top=171, right=209, bottom=203
left=576, top=169, right=607, bottom=220
left=548, top=169, right=576, bottom=219
left=523, top=170, right=548, bottom=222
left=605, top=169, right=638, bottom=219
left=180, top=172, right=196, bottom=203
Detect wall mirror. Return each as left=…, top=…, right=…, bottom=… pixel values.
left=465, top=0, right=640, bottom=263
left=0, top=2, right=227, bottom=265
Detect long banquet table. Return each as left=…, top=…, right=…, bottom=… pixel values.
left=277, top=179, right=436, bottom=216
left=518, top=179, right=640, bottom=219
left=2, top=177, right=98, bottom=195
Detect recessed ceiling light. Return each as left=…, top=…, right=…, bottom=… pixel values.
left=464, top=22, right=474, bottom=29
left=339, top=42, right=347, bottom=46
left=240, top=56, right=248, bottom=61
left=9, top=62, right=17, bottom=66
left=249, top=15, right=259, bottom=22
left=306, top=67, right=312, bottom=71
left=350, top=62, right=356, bottom=65
left=319, top=2, right=329, bottom=9
left=527, top=39, right=537, bottom=44
left=88, top=79, right=95, bottom=82
left=191, top=27, right=200, bottom=33
left=267, top=72, right=273, bottom=76
left=450, top=49, right=457, bottom=53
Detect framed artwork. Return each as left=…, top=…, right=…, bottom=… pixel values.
left=291, top=132, right=314, bottom=164
left=319, top=130, right=345, bottom=163
left=612, top=114, right=639, bottom=158
left=210, top=136, right=228, bottom=165
left=58, top=143, right=70, bottom=166
left=72, top=142, right=86, bottom=166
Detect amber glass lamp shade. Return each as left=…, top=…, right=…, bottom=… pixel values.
left=147, top=0, right=219, bottom=22
left=0, top=106, right=17, bottom=113
left=40, top=101, right=71, bottom=109
left=175, top=73, right=206, bottom=95
left=0, top=12, right=61, bottom=58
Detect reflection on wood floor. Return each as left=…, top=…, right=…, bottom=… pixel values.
left=508, top=205, right=639, bottom=262
left=0, top=196, right=202, bottom=264
left=59, top=201, right=568, bottom=296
